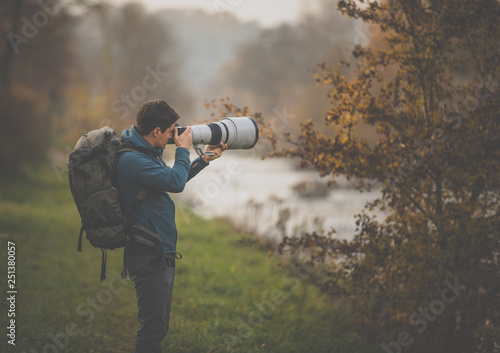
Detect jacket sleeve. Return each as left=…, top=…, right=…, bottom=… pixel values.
left=187, top=156, right=209, bottom=181
left=120, top=147, right=191, bottom=193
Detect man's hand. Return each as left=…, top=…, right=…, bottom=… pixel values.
left=174, top=126, right=192, bottom=149
left=201, top=143, right=227, bottom=163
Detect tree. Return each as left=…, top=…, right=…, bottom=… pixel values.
left=217, top=0, right=357, bottom=131
left=66, top=2, right=193, bottom=138
left=0, top=0, right=78, bottom=177
left=216, top=0, right=500, bottom=351
left=0, top=0, right=23, bottom=90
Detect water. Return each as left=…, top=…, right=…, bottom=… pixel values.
left=171, top=151, right=382, bottom=241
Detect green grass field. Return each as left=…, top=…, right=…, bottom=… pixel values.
left=0, top=164, right=373, bottom=353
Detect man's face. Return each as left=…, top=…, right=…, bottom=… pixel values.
left=152, top=124, right=175, bottom=149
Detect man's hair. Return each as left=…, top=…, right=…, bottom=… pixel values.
left=136, top=100, right=180, bottom=135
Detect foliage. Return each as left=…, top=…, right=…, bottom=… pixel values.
left=213, top=0, right=500, bottom=352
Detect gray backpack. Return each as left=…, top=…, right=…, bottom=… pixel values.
left=68, top=127, right=161, bottom=280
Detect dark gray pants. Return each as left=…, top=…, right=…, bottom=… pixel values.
left=127, top=253, right=176, bottom=353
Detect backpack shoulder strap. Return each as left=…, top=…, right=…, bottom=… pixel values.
left=114, top=143, right=161, bottom=279
left=111, top=144, right=154, bottom=187
left=117, top=145, right=154, bottom=157
left=120, top=185, right=159, bottom=280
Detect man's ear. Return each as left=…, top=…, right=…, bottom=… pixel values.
left=152, top=127, right=160, bottom=138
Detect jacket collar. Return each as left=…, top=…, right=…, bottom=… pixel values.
left=121, top=125, right=163, bottom=158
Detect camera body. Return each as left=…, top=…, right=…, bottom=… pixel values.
left=167, top=117, right=259, bottom=153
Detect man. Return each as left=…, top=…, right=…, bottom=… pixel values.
left=117, top=99, right=226, bottom=353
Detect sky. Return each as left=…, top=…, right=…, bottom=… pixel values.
left=109, top=0, right=319, bottom=27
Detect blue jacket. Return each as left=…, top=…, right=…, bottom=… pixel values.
left=117, top=125, right=209, bottom=255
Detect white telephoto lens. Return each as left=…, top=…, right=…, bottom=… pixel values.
left=191, top=117, right=258, bottom=149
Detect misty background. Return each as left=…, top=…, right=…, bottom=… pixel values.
left=2, top=1, right=498, bottom=352
left=1, top=0, right=372, bottom=238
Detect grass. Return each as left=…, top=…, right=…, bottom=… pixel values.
left=0, top=163, right=373, bottom=353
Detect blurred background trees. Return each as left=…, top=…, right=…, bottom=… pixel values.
left=1, top=0, right=360, bottom=180
left=0, top=0, right=77, bottom=177
left=0, top=0, right=192, bottom=178
left=69, top=2, right=193, bottom=135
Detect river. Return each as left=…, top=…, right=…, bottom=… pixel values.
left=170, top=151, right=383, bottom=241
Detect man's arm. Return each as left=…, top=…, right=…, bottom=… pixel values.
left=186, top=143, right=227, bottom=181
left=121, top=148, right=191, bottom=193
left=187, top=156, right=209, bottom=181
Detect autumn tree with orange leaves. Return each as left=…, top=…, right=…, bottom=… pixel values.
left=213, top=0, right=500, bottom=352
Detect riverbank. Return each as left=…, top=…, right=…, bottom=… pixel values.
left=0, top=163, right=373, bottom=352
left=173, top=152, right=382, bottom=240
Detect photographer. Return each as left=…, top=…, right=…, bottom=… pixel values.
left=116, top=99, right=226, bottom=353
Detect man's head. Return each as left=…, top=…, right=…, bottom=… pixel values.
left=136, top=100, right=180, bottom=149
